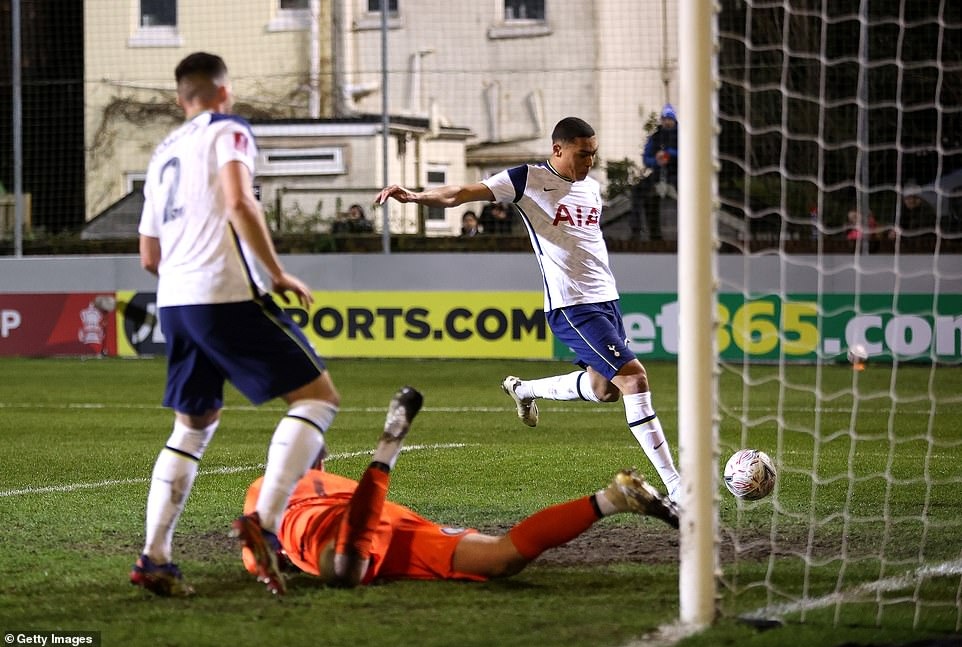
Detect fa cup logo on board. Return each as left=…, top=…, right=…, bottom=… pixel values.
left=79, top=302, right=105, bottom=345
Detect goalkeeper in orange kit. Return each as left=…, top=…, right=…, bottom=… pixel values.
left=239, top=387, right=678, bottom=589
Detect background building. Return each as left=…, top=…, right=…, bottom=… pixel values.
left=75, top=0, right=674, bottom=236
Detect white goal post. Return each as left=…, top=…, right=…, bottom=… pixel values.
left=677, top=0, right=720, bottom=630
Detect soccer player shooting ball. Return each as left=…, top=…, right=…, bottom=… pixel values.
left=375, top=117, right=682, bottom=505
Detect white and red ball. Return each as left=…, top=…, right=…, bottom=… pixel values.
left=724, top=449, right=776, bottom=500
left=847, top=343, right=868, bottom=365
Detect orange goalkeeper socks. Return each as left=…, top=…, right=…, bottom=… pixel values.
left=334, top=463, right=390, bottom=560
left=506, top=496, right=601, bottom=561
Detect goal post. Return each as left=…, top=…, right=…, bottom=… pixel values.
left=677, top=0, right=721, bottom=629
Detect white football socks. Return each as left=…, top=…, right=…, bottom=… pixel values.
left=521, top=371, right=601, bottom=402
left=143, top=418, right=218, bottom=563
left=624, top=392, right=681, bottom=496
left=255, top=399, right=337, bottom=533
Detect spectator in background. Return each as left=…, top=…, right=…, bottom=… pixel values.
left=630, top=104, right=679, bottom=241
left=846, top=207, right=880, bottom=254
left=332, top=204, right=374, bottom=234
left=479, top=202, right=513, bottom=235
left=889, top=184, right=938, bottom=248
left=460, top=210, right=480, bottom=237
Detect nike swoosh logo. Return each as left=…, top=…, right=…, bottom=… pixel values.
left=543, top=187, right=557, bottom=191
left=653, top=441, right=665, bottom=450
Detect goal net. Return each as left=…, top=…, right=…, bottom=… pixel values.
left=709, top=0, right=962, bottom=630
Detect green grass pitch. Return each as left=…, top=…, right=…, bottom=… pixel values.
left=0, top=357, right=959, bottom=647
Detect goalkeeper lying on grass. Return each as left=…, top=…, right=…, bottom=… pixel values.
left=238, top=386, right=679, bottom=591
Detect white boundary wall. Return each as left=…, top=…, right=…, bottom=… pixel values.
left=1, top=254, right=958, bottom=294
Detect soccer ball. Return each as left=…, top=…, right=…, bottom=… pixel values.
left=847, top=343, right=868, bottom=370
left=724, top=449, right=776, bottom=500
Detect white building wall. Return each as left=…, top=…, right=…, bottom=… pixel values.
left=82, top=1, right=677, bottom=226
left=83, top=1, right=328, bottom=221
left=345, top=0, right=676, bottom=178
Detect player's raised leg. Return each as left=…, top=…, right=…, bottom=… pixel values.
left=502, top=368, right=617, bottom=422
left=453, top=466, right=677, bottom=578
left=323, top=387, right=424, bottom=587
left=500, top=304, right=623, bottom=427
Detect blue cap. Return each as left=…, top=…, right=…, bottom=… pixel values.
left=661, top=103, right=676, bottom=120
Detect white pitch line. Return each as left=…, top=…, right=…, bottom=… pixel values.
left=0, top=401, right=945, bottom=415
left=628, top=558, right=962, bottom=647
left=741, top=558, right=962, bottom=621
left=0, top=443, right=472, bottom=498
left=0, top=402, right=579, bottom=414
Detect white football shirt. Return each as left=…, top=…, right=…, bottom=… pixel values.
left=138, top=111, right=267, bottom=307
left=483, top=162, right=619, bottom=311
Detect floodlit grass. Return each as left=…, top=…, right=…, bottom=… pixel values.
left=0, top=357, right=959, bottom=647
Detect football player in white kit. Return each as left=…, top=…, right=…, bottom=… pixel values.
left=131, top=52, right=340, bottom=597
left=375, top=117, right=681, bottom=503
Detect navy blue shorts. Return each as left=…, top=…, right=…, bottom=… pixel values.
left=547, top=300, right=636, bottom=381
left=159, top=295, right=325, bottom=415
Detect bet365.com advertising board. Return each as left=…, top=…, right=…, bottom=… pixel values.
left=553, top=292, right=961, bottom=362
left=111, top=290, right=962, bottom=362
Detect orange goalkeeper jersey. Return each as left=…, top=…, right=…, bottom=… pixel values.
left=244, top=469, right=485, bottom=583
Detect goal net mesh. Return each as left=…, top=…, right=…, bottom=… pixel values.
left=714, top=0, right=962, bottom=629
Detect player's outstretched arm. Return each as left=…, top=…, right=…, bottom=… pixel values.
left=374, top=183, right=495, bottom=209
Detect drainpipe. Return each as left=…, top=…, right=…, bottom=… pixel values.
left=309, top=0, right=321, bottom=118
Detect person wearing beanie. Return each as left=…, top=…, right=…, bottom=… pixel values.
left=631, top=103, right=679, bottom=241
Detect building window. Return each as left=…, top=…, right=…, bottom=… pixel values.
left=268, top=0, right=311, bottom=31
left=355, top=0, right=401, bottom=30
left=425, top=168, right=447, bottom=222
left=130, top=0, right=182, bottom=47
left=489, top=0, right=550, bottom=39
left=256, top=147, right=346, bottom=176
left=125, top=173, right=147, bottom=195
left=504, top=0, right=544, bottom=21
left=140, top=0, right=176, bottom=27
left=367, top=0, right=398, bottom=13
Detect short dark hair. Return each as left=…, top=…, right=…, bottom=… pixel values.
left=552, top=117, right=595, bottom=143
left=175, top=52, right=227, bottom=83
left=175, top=52, right=228, bottom=102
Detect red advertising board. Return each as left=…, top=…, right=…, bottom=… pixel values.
left=0, top=293, right=117, bottom=357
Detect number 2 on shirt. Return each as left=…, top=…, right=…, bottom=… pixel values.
left=160, top=157, right=184, bottom=223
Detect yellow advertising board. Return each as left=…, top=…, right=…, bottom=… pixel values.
left=114, top=290, right=551, bottom=359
